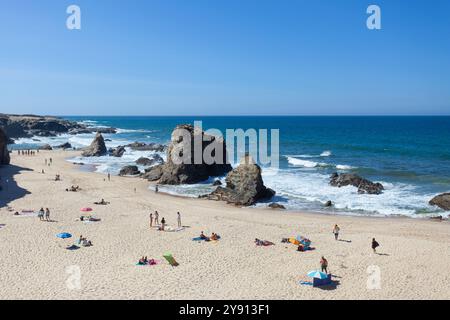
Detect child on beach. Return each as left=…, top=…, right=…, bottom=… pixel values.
left=160, top=217, right=166, bottom=231
left=333, top=224, right=340, bottom=240
left=320, top=256, right=328, bottom=274
left=372, top=238, right=380, bottom=253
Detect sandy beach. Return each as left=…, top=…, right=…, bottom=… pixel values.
left=0, top=149, right=449, bottom=300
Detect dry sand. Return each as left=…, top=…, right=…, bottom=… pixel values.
left=0, top=150, right=449, bottom=300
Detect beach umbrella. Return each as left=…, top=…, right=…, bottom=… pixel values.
left=80, top=207, right=93, bottom=212
left=56, top=232, right=72, bottom=239
left=307, top=271, right=328, bottom=279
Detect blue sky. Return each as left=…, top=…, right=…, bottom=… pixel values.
left=0, top=0, right=449, bottom=115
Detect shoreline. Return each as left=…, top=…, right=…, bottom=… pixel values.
left=1, top=149, right=449, bottom=299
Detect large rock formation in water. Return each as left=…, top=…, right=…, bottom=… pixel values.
left=202, top=156, right=275, bottom=206
left=143, top=124, right=232, bottom=184
left=82, top=133, right=107, bottom=157
left=0, top=114, right=116, bottom=141
left=0, top=127, right=10, bottom=165
left=429, top=193, right=450, bottom=211
left=330, top=172, right=384, bottom=195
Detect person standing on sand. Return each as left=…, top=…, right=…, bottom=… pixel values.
left=149, top=213, right=153, bottom=228
left=320, top=256, right=328, bottom=274
left=155, top=185, right=159, bottom=193
left=154, top=211, right=159, bottom=225
left=177, top=212, right=181, bottom=228
left=45, top=208, right=50, bottom=222
left=333, top=224, right=340, bottom=240
left=107, top=172, right=111, bottom=181
left=372, top=238, right=380, bottom=253
left=38, top=208, right=44, bottom=221
left=161, top=217, right=166, bottom=231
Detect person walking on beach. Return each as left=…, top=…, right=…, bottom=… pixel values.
left=372, top=238, right=380, bottom=254
left=154, top=211, right=159, bottom=225
left=333, top=224, right=340, bottom=240
left=320, top=256, right=328, bottom=274
left=45, top=208, right=50, bottom=222
left=49, top=157, right=52, bottom=165
left=107, top=172, right=111, bottom=181
left=149, top=213, right=153, bottom=228
left=155, top=185, right=159, bottom=193
left=161, top=217, right=166, bottom=231
left=38, top=207, right=44, bottom=221
left=177, top=212, right=182, bottom=228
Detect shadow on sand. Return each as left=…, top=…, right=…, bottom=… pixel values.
left=0, top=164, right=32, bottom=208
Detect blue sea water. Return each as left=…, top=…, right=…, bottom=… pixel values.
left=11, top=116, right=450, bottom=218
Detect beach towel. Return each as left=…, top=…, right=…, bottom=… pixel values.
left=256, top=240, right=274, bottom=246
left=192, top=237, right=207, bottom=241
left=163, top=253, right=179, bottom=266
left=136, top=259, right=161, bottom=266
left=164, top=226, right=185, bottom=232
left=299, top=281, right=313, bottom=286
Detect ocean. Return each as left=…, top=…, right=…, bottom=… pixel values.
left=11, top=116, right=450, bottom=218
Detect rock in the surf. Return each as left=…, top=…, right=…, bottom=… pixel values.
left=38, top=144, right=53, bottom=151
left=81, top=133, right=107, bottom=157
left=119, top=165, right=140, bottom=176
left=268, top=203, right=286, bottom=210
left=203, top=155, right=275, bottom=206
left=330, top=172, right=384, bottom=195
left=429, top=193, right=450, bottom=211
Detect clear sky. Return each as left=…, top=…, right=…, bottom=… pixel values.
left=0, top=0, right=449, bottom=116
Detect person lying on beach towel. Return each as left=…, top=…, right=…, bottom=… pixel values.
left=255, top=238, right=274, bottom=246
left=94, top=199, right=109, bottom=205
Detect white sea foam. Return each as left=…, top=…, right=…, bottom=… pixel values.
left=286, top=157, right=318, bottom=168
left=336, top=164, right=355, bottom=170
left=320, top=150, right=332, bottom=157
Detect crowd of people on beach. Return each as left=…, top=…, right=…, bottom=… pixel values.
left=17, top=150, right=38, bottom=156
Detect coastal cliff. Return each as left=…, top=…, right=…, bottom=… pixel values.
left=0, top=128, right=10, bottom=165
left=0, top=114, right=116, bottom=141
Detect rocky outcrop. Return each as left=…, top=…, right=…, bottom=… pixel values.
left=81, top=133, right=107, bottom=157
left=0, top=114, right=116, bottom=141
left=429, top=193, right=450, bottom=211
left=126, top=142, right=166, bottom=152
left=268, top=203, right=286, bottom=210
left=330, top=173, right=384, bottom=195
left=119, top=165, right=140, bottom=176
left=109, top=146, right=126, bottom=157
left=144, top=124, right=232, bottom=185
left=135, top=154, right=164, bottom=167
left=212, top=179, right=222, bottom=186
left=0, top=127, right=10, bottom=165
left=202, top=156, right=275, bottom=206
left=324, top=200, right=333, bottom=207
left=142, top=164, right=165, bottom=181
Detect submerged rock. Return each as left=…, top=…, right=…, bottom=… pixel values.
left=330, top=173, right=384, bottom=195
left=142, top=164, right=164, bottom=181
left=119, top=165, right=140, bottom=176
left=136, top=154, right=164, bottom=167
left=429, top=193, right=450, bottom=211
left=203, top=155, right=275, bottom=206
left=110, top=146, right=126, bottom=157
left=212, top=179, right=222, bottom=186
left=324, top=200, right=333, bottom=207
left=81, top=133, right=107, bottom=157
